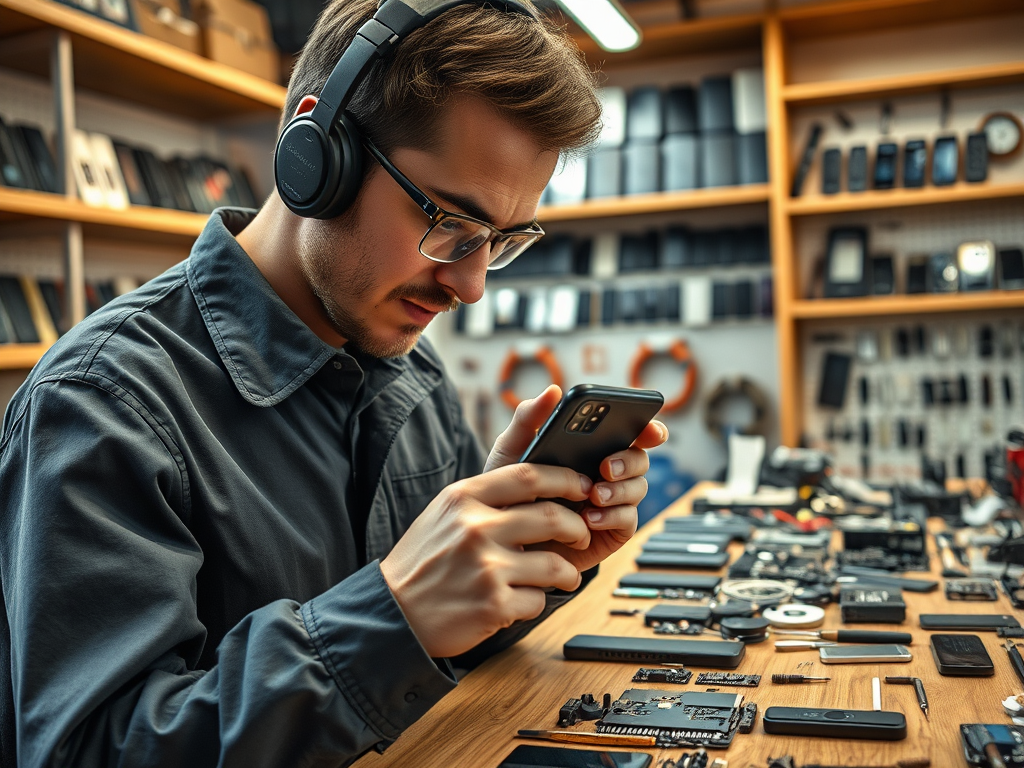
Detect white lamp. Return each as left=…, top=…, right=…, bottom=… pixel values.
left=554, top=0, right=642, bottom=52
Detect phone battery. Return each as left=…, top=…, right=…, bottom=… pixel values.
left=840, top=588, right=906, bottom=623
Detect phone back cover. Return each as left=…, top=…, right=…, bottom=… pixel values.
left=519, top=385, right=663, bottom=481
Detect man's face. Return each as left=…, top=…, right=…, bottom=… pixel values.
left=299, top=95, right=558, bottom=358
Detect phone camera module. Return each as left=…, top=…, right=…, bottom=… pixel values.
left=568, top=401, right=609, bottom=433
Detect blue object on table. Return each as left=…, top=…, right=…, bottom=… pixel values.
left=638, top=452, right=695, bottom=528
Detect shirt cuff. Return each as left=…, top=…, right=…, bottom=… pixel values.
left=300, top=561, right=457, bottom=741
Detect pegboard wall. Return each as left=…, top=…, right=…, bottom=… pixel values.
left=802, top=314, right=1024, bottom=484
left=794, top=198, right=1024, bottom=299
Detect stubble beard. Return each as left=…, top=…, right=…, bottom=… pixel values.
left=302, top=217, right=458, bottom=358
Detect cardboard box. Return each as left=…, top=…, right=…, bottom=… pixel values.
left=193, top=0, right=279, bottom=83
left=130, top=0, right=201, bottom=55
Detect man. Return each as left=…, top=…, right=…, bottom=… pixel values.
left=0, top=1, right=667, bottom=765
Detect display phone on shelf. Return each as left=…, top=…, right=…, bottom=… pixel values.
left=519, top=384, right=664, bottom=511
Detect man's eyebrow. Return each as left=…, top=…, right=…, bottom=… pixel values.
left=429, top=186, right=537, bottom=231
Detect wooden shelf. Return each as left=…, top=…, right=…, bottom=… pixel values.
left=571, top=12, right=764, bottom=64
left=0, top=343, right=50, bottom=370
left=782, top=60, right=1024, bottom=105
left=787, top=182, right=1024, bottom=216
left=0, top=188, right=208, bottom=244
left=0, top=0, right=285, bottom=119
left=779, top=0, right=1022, bottom=40
left=792, top=291, right=1024, bottom=319
left=538, top=184, right=770, bottom=223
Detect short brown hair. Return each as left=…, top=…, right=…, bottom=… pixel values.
left=283, top=0, right=602, bottom=156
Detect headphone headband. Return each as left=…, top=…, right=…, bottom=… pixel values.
left=310, top=0, right=538, bottom=133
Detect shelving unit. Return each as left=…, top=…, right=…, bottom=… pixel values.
left=2, top=0, right=1023, bottom=450
left=0, top=0, right=284, bottom=372
left=538, top=184, right=770, bottom=223
left=791, top=291, right=1024, bottom=319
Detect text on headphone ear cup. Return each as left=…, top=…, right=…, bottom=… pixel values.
left=275, top=118, right=330, bottom=208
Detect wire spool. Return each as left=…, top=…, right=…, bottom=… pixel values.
left=763, top=603, right=827, bottom=629
left=709, top=600, right=758, bottom=622
left=719, top=616, right=771, bottom=643
left=702, top=376, right=771, bottom=440
left=629, top=338, right=697, bottom=413
left=497, top=345, right=563, bottom=410
left=719, top=579, right=795, bottom=605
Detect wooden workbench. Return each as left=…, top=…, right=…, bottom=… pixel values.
left=357, top=482, right=1023, bottom=768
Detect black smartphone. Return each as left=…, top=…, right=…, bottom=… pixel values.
left=919, top=614, right=1021, bottom=631
left=932, top=135, right=959, bottom=186
left=902, top=139, right=927, bottom=187
left=930, top=633, right=995, bottom=676
left=519, top=384, right=663, bottom=510
left=519, top=384, right=663, bottom=481
left=873, top=142, right=898, bottom=189
left=497, top=745, right=652, bottom=768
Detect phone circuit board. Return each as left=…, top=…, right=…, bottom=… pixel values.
left=596, top=689, right=744, bottom=748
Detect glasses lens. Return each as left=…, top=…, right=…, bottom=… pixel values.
left=421, top=217, right=493, bottom=263
left=486, top=233, right=541, bottom=270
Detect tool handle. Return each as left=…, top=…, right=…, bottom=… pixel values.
left=829, top=630, right=913, bottom=644
left=1008, top=644, right=1024, bottom=688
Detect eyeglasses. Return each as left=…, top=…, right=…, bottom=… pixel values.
left=362, top=138, right=544, bottom=270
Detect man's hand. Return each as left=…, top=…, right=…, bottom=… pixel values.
left=486, top=385, right=669, bottom=573
left=379, top=460, right=596, bottom=659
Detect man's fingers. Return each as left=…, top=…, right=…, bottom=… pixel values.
left=582, top=504, right=638, bottom=541
left=489, top=501, right=592, bottom=549
left=632, top=420, right=669, bottom=450
left=600, top=445, right=650, bottom=483
left=506, top=549, right=582, bottom=592
left=460, top=462, right=592, bottom=510
left=484, top=384, right=562, bottom=472
left=592, top=475, right=648, bottom=508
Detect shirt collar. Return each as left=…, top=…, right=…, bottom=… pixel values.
left=186, top=208, right=340, bottom=407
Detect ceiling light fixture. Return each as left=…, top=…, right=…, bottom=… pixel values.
left=554, top=0, right=642, bottom=52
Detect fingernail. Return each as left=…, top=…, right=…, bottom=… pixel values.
left=586, top=509, right=603, bottom=523
left=610, top=459, right=625, bottom=479
left=656, top=421, right=668, bottom=439
left=579, top=474, right=593, bottom=493
left=597, top=485, right=612, bottom=503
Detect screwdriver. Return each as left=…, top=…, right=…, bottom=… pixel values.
left=885, top=676, right=929, bottom=720
left=775, top=629, right=913, bottom=644
left=772, top=674, right=831, bottom=684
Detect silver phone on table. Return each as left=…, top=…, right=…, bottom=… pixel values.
left=819, top=644, right=912, bottom=664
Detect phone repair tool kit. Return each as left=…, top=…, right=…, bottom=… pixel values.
left=884, top=676, right=930, bottom=720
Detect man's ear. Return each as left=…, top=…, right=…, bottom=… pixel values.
left=295, top=95, right=318, bottom=117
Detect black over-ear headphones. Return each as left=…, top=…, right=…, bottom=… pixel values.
left=274, top=0, right=538, bottom=220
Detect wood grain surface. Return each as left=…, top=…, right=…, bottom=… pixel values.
left=356, top=481, right=1024, bottom=768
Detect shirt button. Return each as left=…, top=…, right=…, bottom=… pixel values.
left=333, top=360, right=343, bottom=370
left=404, top=691, right=417, bottom=703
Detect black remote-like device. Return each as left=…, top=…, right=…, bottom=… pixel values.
left=762, top=707, right=907, bottom=740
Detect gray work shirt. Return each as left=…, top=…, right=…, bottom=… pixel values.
left=0, top=208, right=588, bottom=767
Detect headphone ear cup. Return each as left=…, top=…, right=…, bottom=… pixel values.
left=315, top=113, right=365, bottom=220
left=275, top=116, right=336, bottom=217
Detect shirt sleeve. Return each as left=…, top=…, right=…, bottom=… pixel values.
left=0, top=377, right=455, bottom=768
